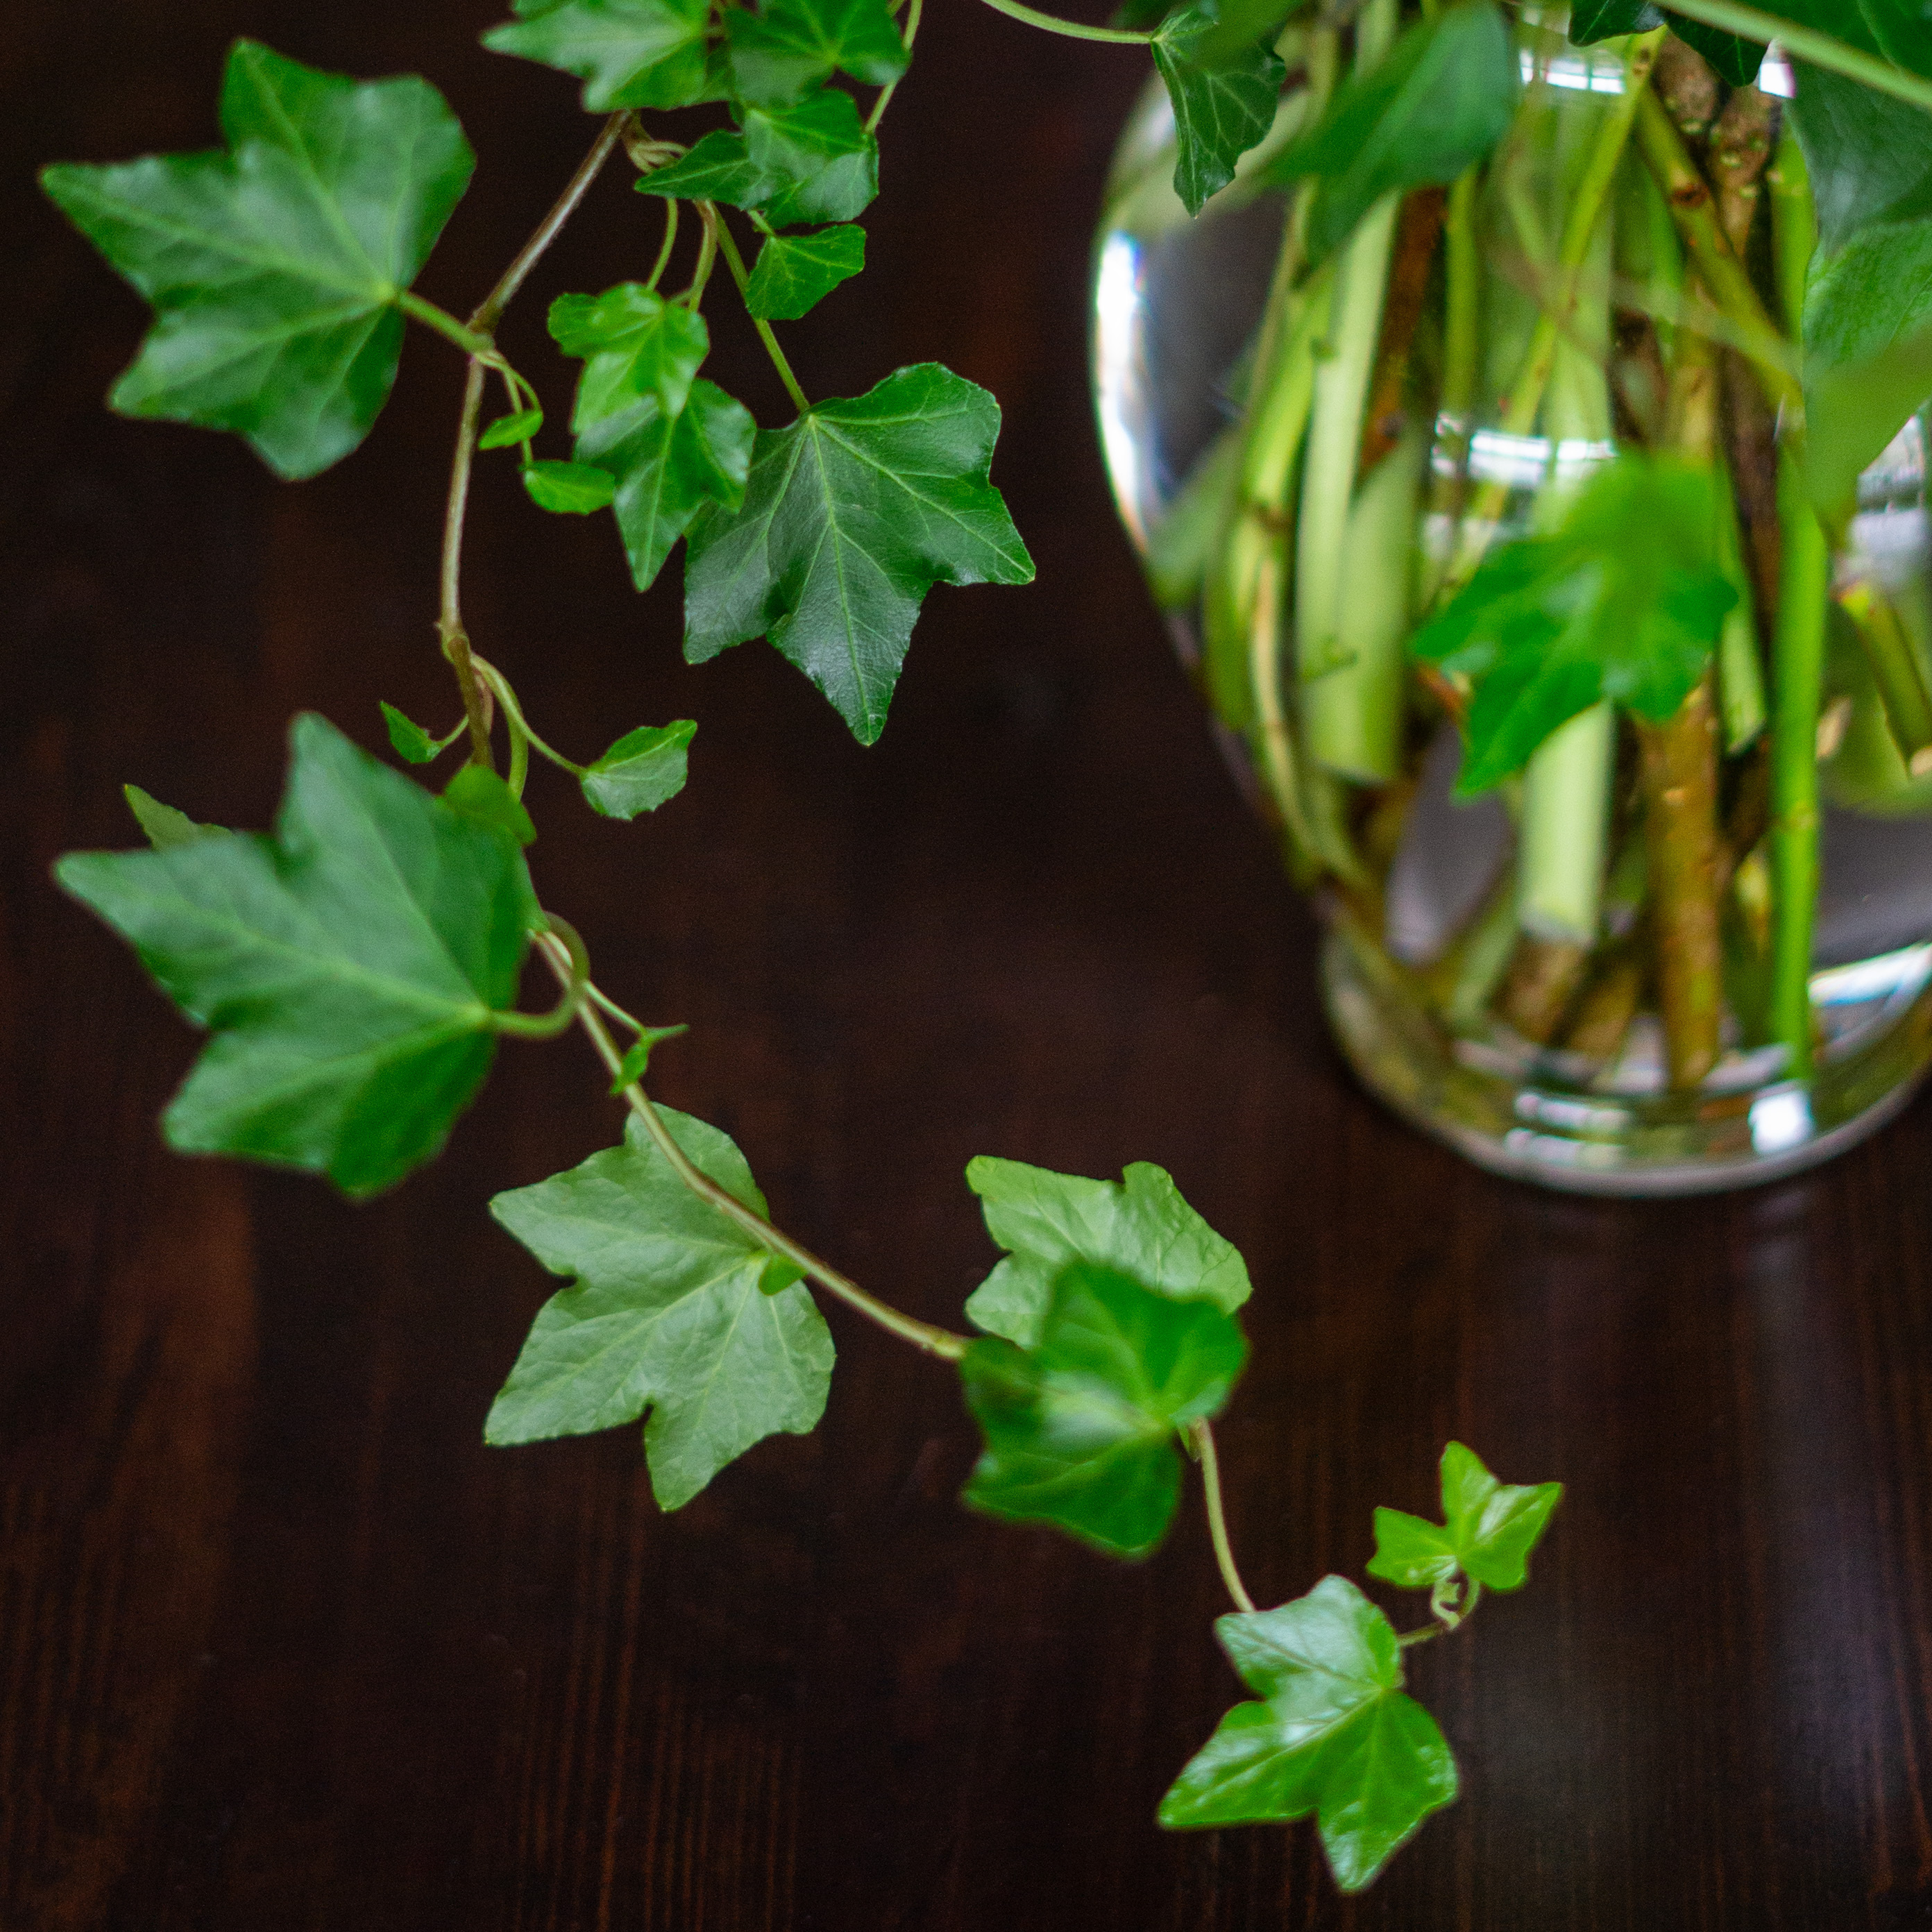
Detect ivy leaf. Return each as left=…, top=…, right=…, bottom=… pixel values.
left=1266, top=0, right=1518, bottom=264
left=579, top=378, right=756, bottom=591
left=1151, top=6, right=1288, bottom=217
left=725, top=0, right=908, bottom=108
left=443, top=763, right=537, bottom=847
left=1667, top=19, right=1762, bottom=85
left=1791, top=65, right=1932, bottom=258
left=524, top=457, right=619, bottom=513
left=549, top=284, right=710, bottom=431
left=638, top=130, right=776, bottom=210
left=745, top=224, right=867, bottom=319
left=609, top=1023, right=688, bottom=1092
left=1364, top=1509, right=1460, bottom=1590
left=746, top=87, right=881, bottom=226
left=1160, top=1576, right=1458, bottom=1892
left=1564, top=0, right=1659, bottom=35
left=123, top=784, right=219, bottom=851
left=579, top=719, right=697, bottom=817
left=1437, top=1441, right=1562, bottom=1590
left=683, top=362, right=1033, bottom=743
left=1409, top=456, right=1736, bottom=795
left=480, top=406, right=545, bottom=450
left=55, top=713, right=539, bottom=1197
left=379, top=700, right=461, bottom=765
left=486, top=1108, right=831, bottom=1510
left=958, top=1262, right=1248, bottom=1559
left=1804, top=217, right=1932, bottom=372
left=963, top=1155, right=1251, bottom=1348
left=1806, top=321, right=1932, bottom=515
left=40, top=40, right=474, bottom=480
left=482, top=0, right=715, bottom=112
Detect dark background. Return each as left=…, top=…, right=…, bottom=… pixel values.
left=6, top=2, right=1932, bottom=1925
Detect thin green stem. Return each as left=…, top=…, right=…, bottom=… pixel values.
left=1188, top=1419, right=1255, bottom=1613
left=397, top=290, right=495, bottom=356
left=867, top=0, right=923, bottom=130
left=645, top=194, right=680, bottom=294
left=683, top=201, right=722, bottom=310
left=714, top=217, right=812, bottom=414
left=543, top=935, right=971, bottom=1362
left=472, top=656, right=586, bottom=776
left=493, top=915, right=591, bottom=1039
left=439, top=355, right=496, bottom=767
left=1659, top=0, right=1932, bottom=116
left=974, top=0, right=1150, bottom=42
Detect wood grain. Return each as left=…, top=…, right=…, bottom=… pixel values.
left=6, top=3, right=1932, bottom=1926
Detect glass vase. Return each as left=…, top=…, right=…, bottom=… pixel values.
left=1092, top=23, right=1932, bottom=1194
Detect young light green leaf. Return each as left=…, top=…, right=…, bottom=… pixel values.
left=579, top=719, right=697, bottom=817
left=123, top=784, right=220, bottom=851
left=683, top=362, right=1033, bottom=743
left=609, top=1023, right=688, bottom=1093
left=1265, top=0, right=1518, bottom=264
left=1438, top=1441, right=1562, bottom=1591
left=380, top=700, right=462, bottom=765
left=1160, top=1576, right=1458, bottom=1892
left=40, top=41, right=475, bottom=480
left=482, top=0, right=715, bottom=112
left=725, top=0, right=908, bottom=108
left=959, top=1262, right=1248, bottom=1559
left=578, top=378, right=756, bottom=591
left=486, top=1108, right=829, bottom=1509
left=963, top=1155, right=1251, bottom=1348
left=745, top=224, right=867, bottom=319
left=443, top=763, right=537, bottom=847
left=745, top=87, right=881, bottom=226
left=637, top=130, right=777, bottom=210
left=57, top=713, right=539, bottom=1196
left=1410, top=456, right=1736, bottom=794
left=549, top=284, right=710, bottom=430
left=479, top=406, right=544, bottom=450
left=1151, top=5, right=1288, bottom=217
left=1365, top=1508, right=1460, bottom=1590
left=523, top=457, right=619, bottom=513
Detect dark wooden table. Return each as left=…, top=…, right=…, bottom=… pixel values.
left=7, top=3, right=1932, bottom=1925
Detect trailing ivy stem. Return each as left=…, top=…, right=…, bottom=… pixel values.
left=645, top=195, right=680, bottom=293
left=867, top=0, right=923, bottom=130
left=494, top=915, right=591, bottom=1039
left=396, top=291, right=495, bottom=355
left=541, top=934, right=971, bottom=1361
left=713, top=217, right=812, bottom=414
left=974, top=0, right=1150, bottom=43
left=473, top=656, right=586, bottom=777
left=439, top=353, right=497, bottom=767
left=1188, top=1418, right=1255, bottom=1613
left=1654, top=0, right=1932, bottom=115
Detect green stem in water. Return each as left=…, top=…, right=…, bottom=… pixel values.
left=1518, top=704, right=1615, bottom=944
left=1768, top=121, right=1813, bottom=341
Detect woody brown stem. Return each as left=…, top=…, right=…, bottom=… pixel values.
left=1498, top=936, right=1592, bottom=1044
left=1357, top=186, right=1448, bottom=477
left=1654, top=34, right=1720, bottom=144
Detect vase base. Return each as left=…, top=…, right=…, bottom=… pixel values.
left=1320, top=927, right=1932, bottom=1197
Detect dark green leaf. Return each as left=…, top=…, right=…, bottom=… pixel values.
left=487, top=1108, right=829, bottom=1509
left=380, top=700, right=461, bottom=765
left=963, top=1155, right=1251, bottom=1348
left=725, top=0, right=908, bottom=107
left=480, top=406, right=544, bottom=450
left=1806, top=323, right=1932, bottom=514
left=609, top=1023, right=688, bottom=1092
left=1151, top=5, right=1288, bottom=218
left=684, top=362, right=1033, bottom=743
left=579, top=378, right=756, bottom=591
left=579, top=719, right=697, bottom=817
left=745, top=223, right=867, bottom=319
left=548, top=283, right=710, bottom=430
left=1365, top=1509, right=1459, bottom=1589
left=523, top=457, right=618, bottom=512
left=56, top=713, right=538, bottom=1196
left=123, top=784, right=219, bottom=851
left=1410, top=456, right=1736, bottom=793
left=482, top=0, right=714, bottom=111
left=746, top=87, right=881, bottom=226
left=958, top=1262, right=1248, bottom=1559
left=1266, top=0, right=1519, bottom=264
left=637, top=129, right=776, bottom=209
left=1804, top=217, right=1932, bottom=370
left=1668, top=18, right=1762, bottom=86
left=1437, top=1441, right=1562, bottom=1590
left=1159, top=1576, right=1458, bottom=1892
left=40, top=41, right=474, bottom=479
left=1793, top=62, right=1932, bottom=262
left=1564, top=0, right=1659, bottom=38
left=1191, top=0, right=1312, bottom=65
left=443, top=763, right=538, bottom=847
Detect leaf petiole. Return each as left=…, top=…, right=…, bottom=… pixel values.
left=867, top=0, right=924, bottom=131
left=492, top=914, right=593, bottom=1040
left=1188, top=1417, right=1255, bottom=1613
left=975, top=0, right=1150, bottom=44
left=397, top=289, right=497, bottom=357
left=713, top=217, right=813, bottom=415
left=472, top=657, right=587, bottom=789
left=645, top=194, right=680, bottom=294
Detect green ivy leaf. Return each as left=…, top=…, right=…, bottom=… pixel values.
left=958, top=1262, right=1248, bottom=1559
left=1160, top=1576, right=1458, bottom=1892
left=1410, top=456, right=1736, bottom=795
left=482, top=0, right=715, bottom=112
left=745, top=224, right=867, bottom=319
left=1806, top=323, right=1932, bottom=514
left=638, top=130, right=776, bottom=210
left=579, top=377, right=756, bottom=591
left=122, top=784, right=219, bottom=851
left=523, top=457, right=619, bottom=513
left=609, top=1023, right=688, bottom=1092
left=56, top=713, right=539, bottom=1197
left=1564, top=0, right=1659, bottom=36
left=380, top=700, right=461, bottom=765
left=479, top=405, right=545, bottom=450
left=1364, top=1509, right=1460, bottom=1590
left=1266, top=0, right=1518, bottom=265
left=1791, top=64, right=1932, bottom=258
left=549, top=284, right=711, bottom=431
left=725, top=0, right=908, bottom=108
left=683, top=362, right=1033, bottom=743
left=1804, top=216, right=1932, bottom=372
left=1150, top=5, right=1287, bottom=217
left=963, top=1155, right=1251, bottom=1348
left=579, top=719, right=697, bottom=817
left=40, top=40, right=474, bottom=480
left=486, top=1108, right=830, bottom=1509
left=1437, top=1441, right=1563, bottom=1590
left=746, top=87, right=881, bottom=226
left=443, top=763, right=538, bottom=847
left=1668, top=18, right=1762, bottom=85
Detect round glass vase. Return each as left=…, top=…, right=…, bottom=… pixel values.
left=1092, top=33, right=1932, bottom=1196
